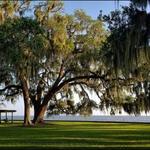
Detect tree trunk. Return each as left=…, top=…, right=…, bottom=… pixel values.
left=32, top=89, right=54, bottom=124
left=21, top=77, right=32, bottom=126
left=33, top=103, right=48, bottom=124
left=23, top=97, right=32, bottom=125
left=33, top=102, right=39, bottom=121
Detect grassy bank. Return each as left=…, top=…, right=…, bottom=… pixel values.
left=0, top=122, right=150, bottom=149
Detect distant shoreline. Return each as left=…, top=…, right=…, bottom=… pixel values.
left=1, top=115, right=150, bottom=123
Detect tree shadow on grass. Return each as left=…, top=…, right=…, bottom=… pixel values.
left=1, top=146, right=150, bottom=150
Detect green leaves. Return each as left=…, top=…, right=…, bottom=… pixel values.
left=100, top=1, right=150, bottom=115
left=0, top=1, right=108, bottom=117
left=0, top=17, right=47, bottom=80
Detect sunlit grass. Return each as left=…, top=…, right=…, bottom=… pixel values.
left=0, top=122, right=150, bottom=149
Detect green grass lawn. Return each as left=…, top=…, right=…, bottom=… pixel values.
left=0, top=121, right=150, bottom=149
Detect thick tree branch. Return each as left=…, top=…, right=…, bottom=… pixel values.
left=69, top=81, right=89, bottom=87
left=57, top=75, right=104, bottom=91
left=6, top=91, right=20, bottom=97
left=42, top=74, right=104, bottom=106
left=42, top=72, right=137, bottom=106
left=52, top=61, right=65, bottom=89
left=0, top=85, right=21, bottom=92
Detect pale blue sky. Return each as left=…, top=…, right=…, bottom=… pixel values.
left=1, top=1, right=130, bottom=116
left=63, top=1, right=130, bottom=19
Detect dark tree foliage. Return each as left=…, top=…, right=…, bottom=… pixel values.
left=100, top=0, right=150, bottom=115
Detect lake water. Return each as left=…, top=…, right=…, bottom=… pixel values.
left=1, top=115, right=150, bottom=123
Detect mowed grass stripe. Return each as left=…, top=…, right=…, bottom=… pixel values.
left=0, top=140, right=150, bottom=145
left=0, top=122, right=150, bottom=149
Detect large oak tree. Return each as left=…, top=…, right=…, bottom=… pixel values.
left=0, top=1, right=107, bottom=125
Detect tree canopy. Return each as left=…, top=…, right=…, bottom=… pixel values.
left=0, top=0, right=107, bottom=125
left=0, top=0, right=150, bottom=125
left=100, top=0, right=150, bottom=115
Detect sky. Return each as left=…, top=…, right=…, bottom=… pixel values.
left=0, top=0, right=130, bottom=116
left=63, top=1, right=130, bottom=19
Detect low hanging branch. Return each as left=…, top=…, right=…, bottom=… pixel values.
left=41, top=74, right=105, bottom=106
left=0, top=85, right=22, bottom=92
